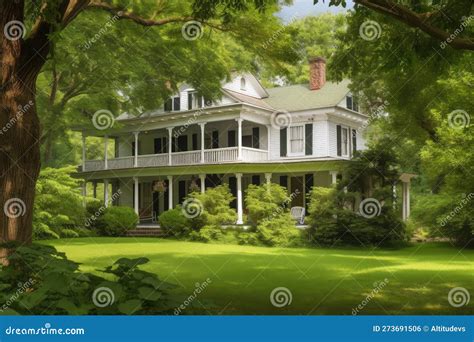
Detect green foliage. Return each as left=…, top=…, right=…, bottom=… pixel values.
left=245, top=183, right=291, bottom=225
left=96, top=207, right=138, bottom=237
left=256, top=215, right=301, bottom=247
left=0, top=244, right=176, bottom=315
left=33, top=167, right=86, bottom=240
left=60, top=229, right=79, bottom=238
left=158, top=207, right=190, bottom=237
left=187, top=185, right=237, bottom=229
left=189, top=225, right=226, bottom=243
left=307, top=187, right=336, bottom=221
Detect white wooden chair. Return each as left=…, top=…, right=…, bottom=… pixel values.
left=290, top=206, right=305, bottom=225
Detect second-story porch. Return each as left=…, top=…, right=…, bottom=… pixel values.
left=81, top=117, right=270, bottom=172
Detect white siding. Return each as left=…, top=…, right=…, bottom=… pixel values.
left=327, top=121, right=338, bottom=157
left=313, top=120, right=329, bottom=157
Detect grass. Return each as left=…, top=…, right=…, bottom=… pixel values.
left=43, top=238, right=474, bottom=315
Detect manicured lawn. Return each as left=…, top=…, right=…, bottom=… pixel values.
left=43, top=238, right=474, bottom=315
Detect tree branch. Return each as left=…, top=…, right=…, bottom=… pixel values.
left=355, top=0, right=474, bottom=50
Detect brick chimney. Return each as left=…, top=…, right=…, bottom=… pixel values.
left=309, top=57, right=326, bottom=90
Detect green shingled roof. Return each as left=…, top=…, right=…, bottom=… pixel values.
left=263, top=79, right=350, bottom=111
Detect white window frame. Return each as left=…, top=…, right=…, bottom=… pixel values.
left=340, top=126, right=349, bottom=157
left=188, top=91, right=204, bottom=109
left=287, top=124, right=305, bottom=157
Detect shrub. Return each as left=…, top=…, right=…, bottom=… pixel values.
left=32, top=221, right=60, bottom=240
left=85, top=199, right=106, bottom=229
left=307, top=187, right=336, bottom=225
left=158, top=207, right=190, bottom=237
left=186, top=185, right=236, bottom=229
left=190, top=225, right=225, bottom=243
left=74, top=227, right=96, bottom=237
left=0, top=244, right=176, bottom=315
left=245, top=184, right=291, bottom=225
left=60, top=229, right=79, bottom=238
left=256, top=215, right=300, bottom=247
left=96, top=206, right=138, bottom=236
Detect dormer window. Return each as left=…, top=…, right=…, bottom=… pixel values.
left=164, top=96, right=180, bottom=112
left=240, top=77, right=246, bottom=90
left=346, top=95, right=359, bottom=112
left=188, top=91, right=207, bottom=110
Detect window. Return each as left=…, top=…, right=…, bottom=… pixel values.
left=341, top=127, right=349, bottom=156
left=289, top=125, right=304, bottom=155
left=346, top=95, right=359, bottom=112
left=240, top=77, right=246, bottom=90
left=188, top=91, right=204, bottom=110
left=164, top=96, right=180, bottom=112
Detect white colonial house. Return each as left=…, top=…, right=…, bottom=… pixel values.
left=77, top=57, right=412, bottom=226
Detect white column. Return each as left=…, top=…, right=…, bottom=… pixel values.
left=82, top=134, right=86, bottom=171
left=133, top=132, right=139, bottom=167
left=199, top=123, right=206, bottom=163
left=236, top=118, right=243, bottom=160
left=133, top=177, right=139, bottom=215
left=265, top=173, right=272, bottom=184
left=167, top=176, right=173, bottom=209
left=402, top=181, right=410, bottom=221
left=330, top=171, right=338, bottom=185
left=104, top=179, right=109, bottom=208
left=199, top=174, right=206, bottom=193
left=236, top=173, right=243, bottom=224
left=167, top=127, right=173, bottom=166
left=104, top=135, right=108, bottom=170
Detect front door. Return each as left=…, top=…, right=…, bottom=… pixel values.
left=290, top=176, right=304, bottom=207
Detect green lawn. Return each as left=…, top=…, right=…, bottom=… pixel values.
left=43, top=238, right=474, bottom=315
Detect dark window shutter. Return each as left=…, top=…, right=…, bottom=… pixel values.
left=172, top=137, right=177, bottom=152
left=252, top=175, right=260, bottom=185
left=279, top=175, right=288, bottom=189
left=305, top=123, right=313, bottom=155
left=336, top=125, right=342, bottom=157
left=188, top=92, right=193, bottom=110
left=114, top=137, right=119, bottom=158
left=154, top=138, right=162, bottom=154
left=131, top=141, right=136, bottom=156
left=212, top=131, right=219, bottom=148
left=162, top=137, right=168, bottom=154
left=280, top=127, right=287, bottom=157
left=228, top=130, right=236, bottom=147
left=164, top=98, right=172, bottom=112
left=352, top=129, right=357, bottom=154
left=252, top=127, right=260, bottom=149
left=192, top=133, right=198, bottom=150
left=173, top=97, right=180, bottom=111
left=346, top=96, right=353, bottom=110
left=179, top=180, right=186, bottom=204
left=164, top=180, right=169, bottom=211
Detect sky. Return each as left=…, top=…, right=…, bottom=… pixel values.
left=278, top=0, right=354, bottom=22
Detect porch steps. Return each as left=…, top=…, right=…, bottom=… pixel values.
left=126, top=227, right=165, bottom=237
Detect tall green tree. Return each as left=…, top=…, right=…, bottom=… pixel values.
left=0, top=0, right=297, bottom=262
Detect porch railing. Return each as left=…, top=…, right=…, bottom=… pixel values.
left=83, top=147, right=268, bottom=172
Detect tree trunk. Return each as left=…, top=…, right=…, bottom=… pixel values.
left=1, top=1, right=47, bottom=264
